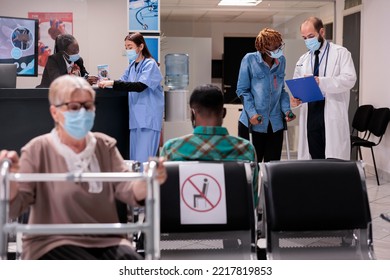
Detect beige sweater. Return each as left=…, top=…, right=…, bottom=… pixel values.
left=10, top=132, right=141, bottom=260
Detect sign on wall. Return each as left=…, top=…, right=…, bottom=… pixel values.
left=28, top=12, right=73, bottom=74
left=128, top=0, right=159, bottom=33
left=144, top=36, right=160, bottom=63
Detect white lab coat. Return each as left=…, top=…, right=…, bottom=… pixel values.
left=293, top=41, right=356, bottom=160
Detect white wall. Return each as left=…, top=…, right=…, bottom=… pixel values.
left=160, top=37, right=211, bottom=94
left=360, top=0, right=390, bottom=178
left=162, top=21, right=266, bottom=60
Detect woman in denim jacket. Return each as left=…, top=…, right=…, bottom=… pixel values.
left=236, top=28, right=295, bottom=162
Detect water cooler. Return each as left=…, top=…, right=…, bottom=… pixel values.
left=163, top=54, right=192, bottom=141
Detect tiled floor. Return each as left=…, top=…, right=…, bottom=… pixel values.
left=365, top=172, right=390, bottom=260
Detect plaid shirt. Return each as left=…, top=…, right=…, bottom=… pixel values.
left=160, top=126, right=258, bottom=205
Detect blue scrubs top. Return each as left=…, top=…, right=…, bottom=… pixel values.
left=120, top=58, right=164, bottom=132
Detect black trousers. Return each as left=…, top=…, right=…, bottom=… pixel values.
left=307, top=128, right=326, bottom=159
left=238, top=121, right=284, bottom=163
left=38, top=244, right=143, bottom=260
left=307, top=100, right=326, bottom=159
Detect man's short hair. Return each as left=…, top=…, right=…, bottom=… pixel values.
left=302, top=16, right=324, bottom=33
left=190, top=84, right=224, bottom=115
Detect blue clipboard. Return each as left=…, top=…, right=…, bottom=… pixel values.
left=285, top=76, right=324, bottom=103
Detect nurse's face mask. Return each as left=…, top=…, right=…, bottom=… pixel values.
left=126, top=49, right=138, bottom=63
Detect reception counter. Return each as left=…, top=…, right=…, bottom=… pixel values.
left=0, top=88, right=130, bottom=159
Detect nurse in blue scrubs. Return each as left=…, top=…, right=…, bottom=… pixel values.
left=98, top=32, right=164, bottom=166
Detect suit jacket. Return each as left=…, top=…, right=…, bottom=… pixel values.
left=37, top=52, right=88, bottom=88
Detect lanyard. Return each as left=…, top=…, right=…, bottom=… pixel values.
left=311, top=42, right=330, bottom=77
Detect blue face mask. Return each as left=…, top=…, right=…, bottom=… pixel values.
left=267, top=48, right=283, bottom=59
left=67, top=53, right=80, bottom=62
left=126, top=49, right=138, bottom=63
left=62, top=108, right=95, bottom=140
left=305, top=37, right=321, bottom=52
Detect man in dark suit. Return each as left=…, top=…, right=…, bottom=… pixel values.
left=37, top=34, right=98, bottom=88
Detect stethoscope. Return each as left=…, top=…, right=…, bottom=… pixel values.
left=135, top=0, right=158, bottom=30
left=129, top=58, right=146, bottom=82
left=311, top=42, right=330, bottom=77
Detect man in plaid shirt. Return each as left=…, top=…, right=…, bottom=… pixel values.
left=160, top=84, right=258, bottom=205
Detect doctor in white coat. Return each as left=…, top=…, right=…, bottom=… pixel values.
left=291, top=17, right=356, bottom=160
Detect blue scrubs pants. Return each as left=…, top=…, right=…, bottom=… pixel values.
left=129, top=128, right=160, bottom=168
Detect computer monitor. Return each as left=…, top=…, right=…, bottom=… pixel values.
left=0, top=16, right=39, bottom=77
left=0, top=63, right=17, bottom=88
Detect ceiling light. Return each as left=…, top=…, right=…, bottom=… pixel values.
left=218, top=0, right=262, bottom=6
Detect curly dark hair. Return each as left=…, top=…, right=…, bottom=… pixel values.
left=255, top=28, right=283, bottom=53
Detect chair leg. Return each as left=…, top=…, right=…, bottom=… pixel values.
left=358, top=147, right=363, bottom=160
left=370, top=147, right=380, bottom=185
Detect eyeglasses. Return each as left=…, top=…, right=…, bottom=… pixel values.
left=267, top=42, right=285, bottom=53
left=55, top=101, right=95, bottom=111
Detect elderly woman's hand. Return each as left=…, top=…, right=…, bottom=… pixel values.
left=144, top=157, right=167, bottom=185
left=0, top=149, right=20, bottom=173
left=155, top=157, right=167, bottom=185
left=0, top=150, right=20, bottom=200
left=133, top=157, right=167, bottom=202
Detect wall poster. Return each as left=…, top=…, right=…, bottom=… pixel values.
left=28, top=12, right=73, bottom=74
left=128, top=0, right=159, bottom=33
left=144, top=36, right=160, bottom=63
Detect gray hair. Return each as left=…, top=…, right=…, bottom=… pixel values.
left=48, top=75, right=96, bottom=106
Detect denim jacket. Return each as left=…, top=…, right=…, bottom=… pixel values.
left=236, top=51, right=290, bottom=133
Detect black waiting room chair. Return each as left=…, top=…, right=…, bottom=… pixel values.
left=260, top=159, right=375, bottom=260
left=350, top=104, right=374, bottom=146
left=159, top=161, right=257, bottom=260
left=351, top=107, right=390, bottom=185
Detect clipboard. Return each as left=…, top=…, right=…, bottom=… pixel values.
left=285, top=76, right=324, bottom=103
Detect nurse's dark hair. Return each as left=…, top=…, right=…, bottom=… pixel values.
left=190, top=84, right=224, bottom=116
left=125, top=32, right=153, bottom=59
left=255, top=28, right=283, bottom=53
left=302, top=16, right=324, bottom=33
left=54, top=34, right=76, bottom=54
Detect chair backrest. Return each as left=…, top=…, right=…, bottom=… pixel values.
left=160, top=161, right=255, bottom=234
left=262, top=160, right=371, bottom=232
left=367, top=107, right=390, bottom=138
left=261, top=159, right=374, bottom=259
left=351, top=104, right=374, bottom=133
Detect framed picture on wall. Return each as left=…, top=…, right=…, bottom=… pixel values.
left=128, top=0, right=160, bottom=33
left=28, top=12, right=73, bottom=74
left=144, top=36, right=160, bottom=63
